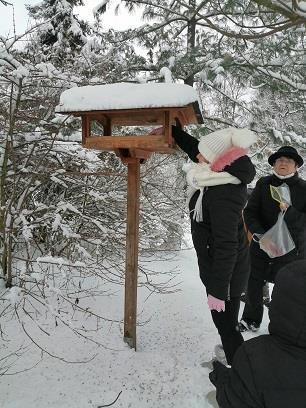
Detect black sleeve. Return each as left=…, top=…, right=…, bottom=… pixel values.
left=243, top=178, right=266, bottom=235
left=223, top=156, right=256, bottom=185
left=211, top=346, right=262, bottom=408
left=284, top=201, right=306, bottom=231
left=209, top=360, right=230, bottom=386
left=171, top=125, right=199, bottom=162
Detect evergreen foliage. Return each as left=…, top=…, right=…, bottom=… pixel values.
left=113, top=0, right=305, bottom=149
left=26, top=0, right=91, bottom=64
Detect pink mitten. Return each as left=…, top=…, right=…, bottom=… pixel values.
left=207, top=294, right=225, bottom=312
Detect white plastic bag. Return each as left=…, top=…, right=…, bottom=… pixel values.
left=259, top=211, right=295, bottom=258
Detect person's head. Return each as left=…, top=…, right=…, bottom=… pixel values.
left=197, top=127, right=257, bottom=164
left=269, top=260, right=306, bottom=348
left=268, top=146, right=303, bottom=176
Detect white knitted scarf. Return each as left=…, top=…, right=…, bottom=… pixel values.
left=185, top=162, right=241, bottom=222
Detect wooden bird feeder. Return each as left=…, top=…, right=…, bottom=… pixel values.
left=56, top=82, right=203, bottom=349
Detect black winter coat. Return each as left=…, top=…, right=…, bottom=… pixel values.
left=172, top=126, right=256, bottom=300
left=209, top=260, right=306, bottom=408
left=244, top=173, right=306, bottom=280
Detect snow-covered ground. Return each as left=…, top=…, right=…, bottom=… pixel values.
left=0, top=239, right=269, bottom=408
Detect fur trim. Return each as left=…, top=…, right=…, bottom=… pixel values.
left=211, top=146, right=247, bottom=172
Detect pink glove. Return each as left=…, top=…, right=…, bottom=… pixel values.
left=207, top=294, right=225, bottom=312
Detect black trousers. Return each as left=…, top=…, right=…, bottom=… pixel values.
left=241, top=249, right=299, bottom=325
left=241, top=271, right=266, bottom=325
left=210, top=297, right=244, bottom=365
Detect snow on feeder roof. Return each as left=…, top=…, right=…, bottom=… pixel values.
left=55, top=82, right=203, bottom=160
left=55, top=82, right=201, bottom=113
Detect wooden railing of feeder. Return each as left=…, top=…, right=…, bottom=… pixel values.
left=56, top=101, right=203, bottom=350
left=73, top=104, right=202, bottom=161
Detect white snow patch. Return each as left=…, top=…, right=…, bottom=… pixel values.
left=0, top=248, right=270, bottom=407
left=5, top=286, right=22, bottom=305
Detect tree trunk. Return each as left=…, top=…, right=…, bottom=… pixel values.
left=185, top=0, right=196, bottom=86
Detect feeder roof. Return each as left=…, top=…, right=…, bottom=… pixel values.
left=55, top=82, right=200, bottom=113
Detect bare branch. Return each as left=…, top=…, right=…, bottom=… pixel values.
left=97, top=391, right=123, bottom=408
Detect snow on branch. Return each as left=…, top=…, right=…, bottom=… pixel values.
left=35, top=256, right=86, bottom=268
left=257, top=66, right=306, bottom=91
left=93, top=0, right=111, bottom=17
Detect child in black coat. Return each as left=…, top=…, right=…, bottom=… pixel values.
left=209, top=259, right=306, bottom=408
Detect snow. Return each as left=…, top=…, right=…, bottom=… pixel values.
left=271, top=0, right=306, bottom=17
left=0, top=240, right=269, bottom=408
left=35, top=256, right=86, bottom=268
left=300, top=1, right=306, bottom=12
left=11, top=65, right=29, bottom=79
left=93, top=0, right=110, bottom=16
left=5, top=286, right=23, bottom=306
left=55, top=82, right=199, bottom=113
left=160, top=67, right=173, bottom=83
left=257, top=67, right=306, bottom=91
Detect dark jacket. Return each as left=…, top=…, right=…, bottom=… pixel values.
left=243, top=173, right=306, bottom=279
left=172, top=126, right=256, bottom=300
left=209, top=260, right=306, bottom=408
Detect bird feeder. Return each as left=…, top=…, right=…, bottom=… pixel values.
left=56, top=82, right=203, bottom=349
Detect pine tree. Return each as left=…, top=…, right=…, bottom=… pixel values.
left=26, top=0, right=91, bottom=65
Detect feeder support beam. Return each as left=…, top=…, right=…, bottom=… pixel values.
left=123, top=158, right=140, bottom=349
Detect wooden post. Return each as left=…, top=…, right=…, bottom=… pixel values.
left=123, top=158, right=140, bottom=349
left=104, top=116, right=112, bottom=136
left=81, top=115, right=90, bottom=145
left=164, top=110, right=172, bottom=146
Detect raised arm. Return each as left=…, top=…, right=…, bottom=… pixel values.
left=171, top=125, right=200, bottom=162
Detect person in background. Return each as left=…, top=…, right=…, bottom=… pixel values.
left=241, top=187, right=270, bottom=308
left=239, top=146, right=306, bottom=332
left=152, top=125, right=257, bottom=365
left=209, top=259, right=306, bottom=408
